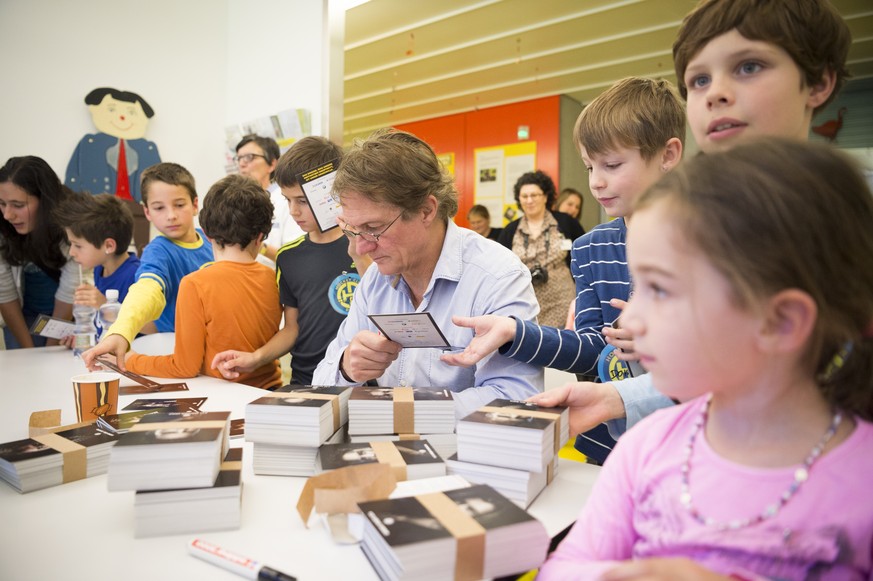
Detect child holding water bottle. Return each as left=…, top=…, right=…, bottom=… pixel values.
left=56, top=191, right=156, bottom=340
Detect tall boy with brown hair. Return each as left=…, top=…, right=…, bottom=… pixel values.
left=83, top=162, right=214, bottom=369
left=212, top=136, right=370, bottom=386
left=528, top=0, right=852, bottom=438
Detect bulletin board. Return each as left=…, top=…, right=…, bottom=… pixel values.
left=473, top=141, right=536, bottom=225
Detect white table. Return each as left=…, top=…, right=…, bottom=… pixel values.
left=0, top=347, right=600, bottom=581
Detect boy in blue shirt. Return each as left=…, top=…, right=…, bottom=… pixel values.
left=443, top=77, right=685, bottom=432
left=83, top=162, right=213, bottom=370
left=56, top=192, right=143, bottom=305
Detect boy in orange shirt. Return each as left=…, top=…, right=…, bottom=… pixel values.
left=124, top=174, right=282, bottom=389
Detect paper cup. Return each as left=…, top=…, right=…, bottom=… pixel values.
left=72, top=372, right=120, bottom=422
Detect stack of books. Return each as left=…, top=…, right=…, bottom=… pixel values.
left=348, top=387, right=456, bottom=458
left=133, top=448, right=243, bottom=538
left=246, top=385, right=353, bottom=476
left=107, top=411, right=231, bottom=491
left=252, top=427, right=345, bottom=477
left=0, top=420, right=119, bottom=493
left=444, top=453, right=557, bottom=508
left=319, top=440, right=446, bottom=481
left=451, top=399, right=569, bottom=507
left=349, top=387, right=455, bottom=435
left=358, top=483, right=549, bottom=580
left=456, top=399, right=568, bottom=472
left=0, top=409, right=165, bottom=493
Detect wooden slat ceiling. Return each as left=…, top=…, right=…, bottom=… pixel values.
left=343, top=0, right=873, bottom=143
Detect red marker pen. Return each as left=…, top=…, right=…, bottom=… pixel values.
left=188, top=538, right=296, bottom=581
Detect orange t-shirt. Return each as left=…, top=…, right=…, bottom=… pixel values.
left=127, top=260, right=282, bottom=389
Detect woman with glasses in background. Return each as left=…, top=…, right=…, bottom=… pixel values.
left=498, top=171, right=584, bottom=328
left=234, top=134, right=303, bottom=264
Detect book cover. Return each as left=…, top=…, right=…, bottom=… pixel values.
left=320, top=440, right=441, bottom=471
left=248, top=396, right=326, bottom=409
left=122, top=397, right=207, bottom=413
left=359, top=484, right=535, bottom=547
left=96, top=409, right=161, bottom=434
left=114, top=411, right=230, bottom=449
left=0, top=438, right=58, bottom=464
left=275, top=384, right=351, bottom=396
left=53, top=423, right=117, bottom=448
left=461, top=399, right=561, bottom=430
left=114, top=427, right=224, bottom=448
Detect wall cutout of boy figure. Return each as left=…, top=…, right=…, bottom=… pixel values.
left=65, top=87, right=161, bottom=254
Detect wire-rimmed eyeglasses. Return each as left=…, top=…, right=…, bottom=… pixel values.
left=341, top=213, right=403, bottom=243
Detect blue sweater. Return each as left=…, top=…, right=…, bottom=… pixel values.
left=504, top=218, right=629, bottom=375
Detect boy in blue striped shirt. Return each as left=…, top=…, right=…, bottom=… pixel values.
left=444, top=77, right=685, bottom=437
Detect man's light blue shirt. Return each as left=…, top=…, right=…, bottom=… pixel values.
left=313, top=221, right=544, bottom=419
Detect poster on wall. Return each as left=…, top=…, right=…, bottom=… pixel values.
left=473, top=142, right=537, bottom=225
left=437, top=152, right=456, bottom=177
left=224, top=108, right=311, bottom=173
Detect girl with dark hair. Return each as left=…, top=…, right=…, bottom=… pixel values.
left=0, top=156, right=78, bottom=348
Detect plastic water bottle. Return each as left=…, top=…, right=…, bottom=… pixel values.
left=97, top=289, right=122, bottom=339
left=72, top=303, right=97, bottom=358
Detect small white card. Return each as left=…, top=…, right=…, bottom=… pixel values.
left=297, top=159, right=341, bottom=233
left=368, top=312, right=452, bottom=349
left=29, top=314, right=75, bottom=339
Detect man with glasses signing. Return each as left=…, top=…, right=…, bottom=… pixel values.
left=313, top=129, right=543, bottom=418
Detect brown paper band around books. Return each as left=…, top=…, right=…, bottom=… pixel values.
left=128, top=420, right=229, bottom=432
left=32, top=432, right=87, bottom=484
left=546, top=460, right=554, bottom=485
left=370, top=440, right=408, bottom=481
left=220, top=460, right=243, bottom=471
left=262, top=391, right=341, bottom=432
left=417, top=491, right=486, bottom=581
left=28, top=409, right=96, bottom=438
left=397, top=433, right=420, bottom=440
left=393, top=387, right=414, bottom=434
left=479, top=405, right=562, bottom=455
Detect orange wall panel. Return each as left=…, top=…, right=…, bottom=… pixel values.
left=395, top=96, right=562, bottom=227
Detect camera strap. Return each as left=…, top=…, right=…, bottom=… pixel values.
left=521, top=225, right=551, bottom=263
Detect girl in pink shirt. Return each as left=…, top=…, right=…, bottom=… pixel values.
left=539, top=139, right=873, bottom=580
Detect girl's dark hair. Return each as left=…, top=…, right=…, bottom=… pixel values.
left=0, top=156, right=71, bottom=280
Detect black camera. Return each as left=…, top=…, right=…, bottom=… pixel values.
left=530, top=264, right=549, bottom=285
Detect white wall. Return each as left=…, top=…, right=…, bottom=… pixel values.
left=0, top=0, right=324, bottom=195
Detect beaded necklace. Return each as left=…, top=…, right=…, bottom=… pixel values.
left=679, top=395, right=842, bottom=530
